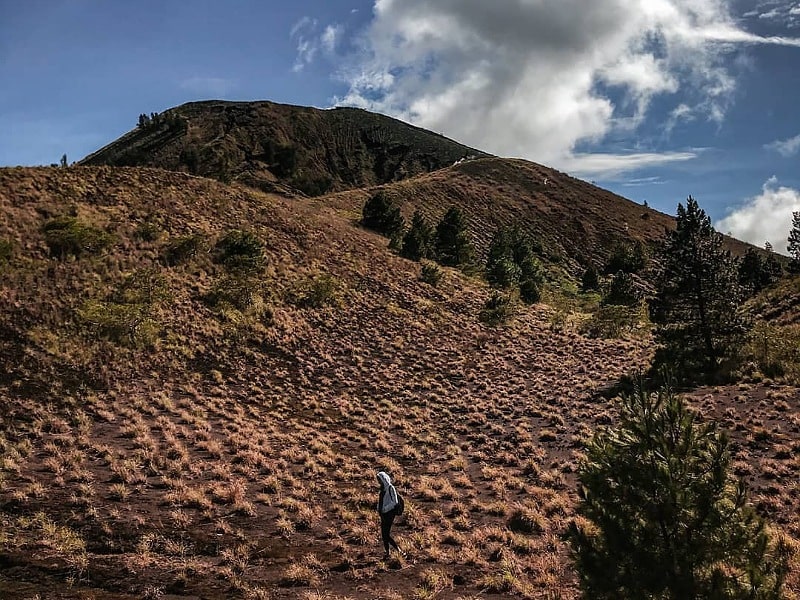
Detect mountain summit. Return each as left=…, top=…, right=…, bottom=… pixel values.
left=80, top=100, right=489, bottom=196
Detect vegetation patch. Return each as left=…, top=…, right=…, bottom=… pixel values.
left=43, top=215, right=113, bottom=258
left=162, top=232, right=206, bottom=265
left=213, top=229, right=265, bottom=271
left=288, top=273, right=343, bottom=308
left=479, top=292, right=514, bottom=326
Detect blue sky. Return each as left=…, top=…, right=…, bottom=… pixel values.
left=2, top=0, right=800, bottom=251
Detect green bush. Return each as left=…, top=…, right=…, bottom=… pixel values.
left=581, top=265, right=600, bottom=292
left=741, top=322, right=800, bottom=382
left=519, top=278, right=541, bottom=304
left=78, top=300, right=158, bottom=348
left=289, top=274, right=342, bottom=308
left=134, top=220, right=161, bottom=242
left=479, top=292, right=514, bottom=326
left=114, top=268, right=170, bottom=306
left=0, top=239, right=12, bottom=263
left=213, top=230, right=264, bottom=271
left=79, top=268, right=169, bottom=348
left=420, top=261, right=443, bottom=287
left=602, top=271, right=640, bottom=306
left=580, top=304, right=644, bottom=338
left=163, top=233, right=205, bottom=266
left=205, top=274, right=263, bottom=311
left=43, top=216, right=113, bottom=258
left=604, top=240, right=648, bottom=274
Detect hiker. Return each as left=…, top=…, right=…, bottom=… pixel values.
left=376, top=471, right=402, bottom=559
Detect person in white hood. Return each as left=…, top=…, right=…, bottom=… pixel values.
left=376, top=471, right=402, bottom=559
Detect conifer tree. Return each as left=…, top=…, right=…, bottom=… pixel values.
left=361, top=191, right=405, bottom=238
left=581, top=264, right=600, bottom=292
left=570, top=378, right=790, bottom=600
left=486, top=227, right=520, bottom=288
left=435, top=206, right=475, bottom=267
left=787, top=211, right=800, bottom=273
left=650, top=196, right=749, bottom=381
left=400, top=210, right=435, bottom=261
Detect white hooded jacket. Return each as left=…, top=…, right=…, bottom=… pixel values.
left=377, top=471, right=399, bottom=514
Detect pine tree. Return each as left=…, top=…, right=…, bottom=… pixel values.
left=602, top=271, right=640, bottom=306
left=581, top=264, right=600, bottom=292
left=486, top=227, right=520, bottom=288
left=650, top=196, right=749, bottom=381
left=570, top=377, right=790, bottom=600
left=362, top=191, right=405, bottom=238
left=400, top=210, right=435, bottom=261
left=787, top=211, right=800, bottom=273
left=435, top=206, right=475, bottom=267
left=739, top=248, right=779, bottom=294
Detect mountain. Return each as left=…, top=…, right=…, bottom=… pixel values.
left=80, top=100, right=489, bottom=196
left=0, top=164, right=798, bottom=599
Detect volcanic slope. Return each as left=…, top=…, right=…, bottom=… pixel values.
left=80, top=100, right=489, bottom=196
left=0, top=166, right=798, bottom=599
left=321, top=156, right=760, bottom=271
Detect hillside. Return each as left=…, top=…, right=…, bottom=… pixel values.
left=321, top=156, right=760, bottom=274
left=0, top=166, right=798, bottom=599
left=79, top=100, right=489, bottom=197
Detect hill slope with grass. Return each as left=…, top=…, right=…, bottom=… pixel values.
left=79, top=100, right=489, bottom=196
left=0, top=165, right=798, bottom=599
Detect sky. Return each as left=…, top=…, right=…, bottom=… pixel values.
left=2, top=0, right=800, bottom=252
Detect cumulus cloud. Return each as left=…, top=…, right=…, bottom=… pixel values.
left=716, top=177, right=800, bottom=254
left=766, top=133, right=800, bottom=156
left=330, top=0, right=800, bottom=175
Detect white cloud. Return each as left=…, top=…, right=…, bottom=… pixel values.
left=291, top=17, right=320, bottom=72
left=179, top=77, right=236, bottom=97
left=563, top=151, right=697, bottom=178
left=716, top=177, right=800, bottom=254
left=291, top=19, right=344, bottom=72
left=332, top=0, right=800, bottom=176
left=321, top=25, right=342, bottom=54
left=766, top=133, right=800, bottom=156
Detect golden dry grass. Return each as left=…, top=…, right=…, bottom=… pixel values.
left=0, top=166, right=797, bottom=599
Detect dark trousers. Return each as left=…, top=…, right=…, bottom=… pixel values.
left=380, top=509, right=399, bottom=554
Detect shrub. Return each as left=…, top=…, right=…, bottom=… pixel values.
left=289, top=274, right=342, bottom=308
left=80, top=268, right=169, bottom=347
left=114, top=268, right=171, bottom=306
left=290, top=173, right=333, bottom=197
left=570, top=377, right=791, bottom=599
left=741, top=322, right=800, bottom=382
left=163, top=233, right=205, bottom=266
left=0, top=239, right=12, bottom=263
left=519, top=278, right=541, bottom=304
left=79, top=300, right=158, bottom=348
left=580, top=304, right=643, bottom=338
left=601, top=271, right=640, bottom=307
left=420, top=261, right=442, bottom=287
left=213, top=230, right=264, bottom=271
left=43, top=216, right=113, bottom=258
left=479, top=292, right=514, bottom=326
left=205, top=274, right=263, bottom=311
left=581, top=265, right=600, bottom=292
left=134, top=220, right=161, bottom=242
left=604, top=240, right=648, bottom=274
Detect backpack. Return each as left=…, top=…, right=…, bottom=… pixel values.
left=395, top=493, right=405, bottom=516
